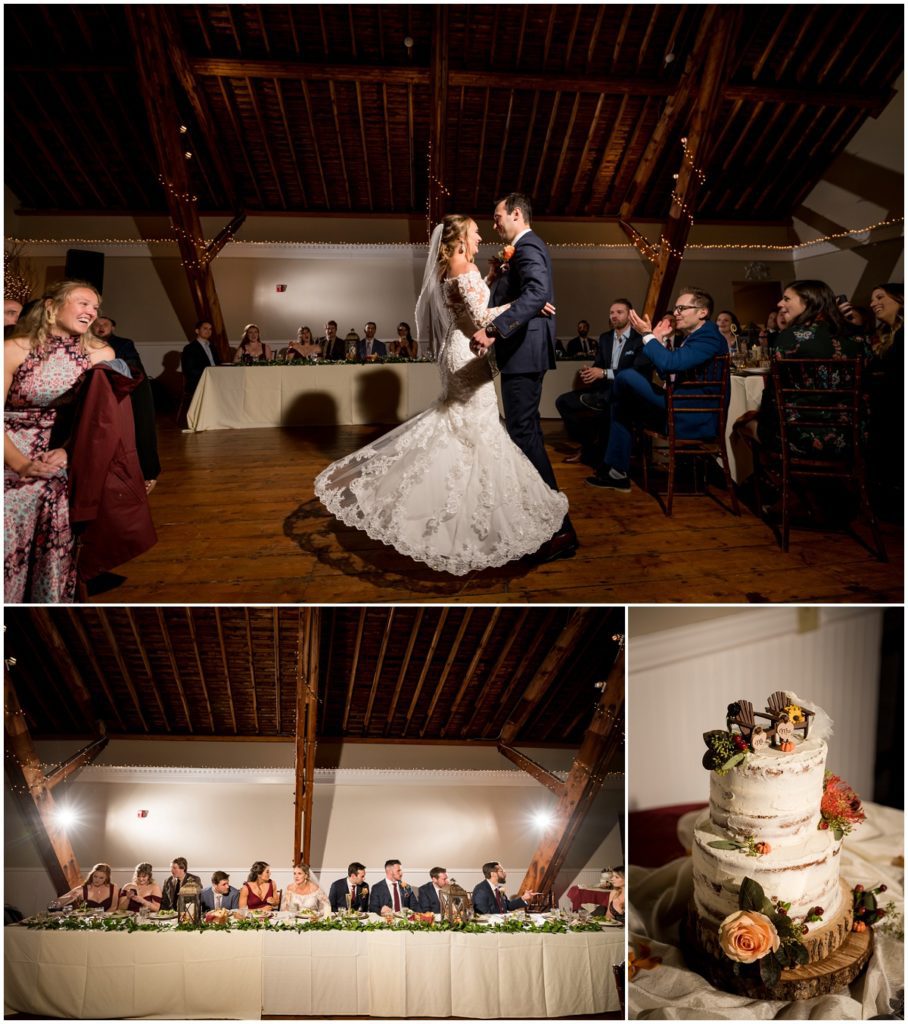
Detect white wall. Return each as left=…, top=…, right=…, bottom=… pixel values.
left=4, top=742, right=622, bottom=916
left=628, top=607, right=885, bottom=811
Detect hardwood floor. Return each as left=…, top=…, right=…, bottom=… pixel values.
left=96, top=421, right=903, bottom=604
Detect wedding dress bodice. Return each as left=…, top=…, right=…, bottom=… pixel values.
left=282, top=887, right=330, bottom=915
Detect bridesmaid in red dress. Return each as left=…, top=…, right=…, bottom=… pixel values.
left=238, top=861, right=281, bottom=910
left=118, top=862, right=163, bottom=912
left=53, top=863, right=120, bottom=910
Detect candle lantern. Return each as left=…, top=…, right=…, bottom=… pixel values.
left=438, top=879, right=474, bottom=924
left=177, top=879, right=202, bottom=924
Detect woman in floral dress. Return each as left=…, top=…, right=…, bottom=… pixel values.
left=4, top=280, right=114, bottom=602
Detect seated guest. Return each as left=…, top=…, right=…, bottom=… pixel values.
left=418, top=867, right=449, bottom=913
left=4, top=296, right=23, bottom=329
left=281, top=862, right=331, bottom=916
left=716, top=309, right=741, bottom=353
left=369, top=859, right=420, bottom=913
left=54, top=863, right=119, bottom=910
left=587, top=287, right=727, bottom=493
left=5, top=280, right=114, bottom=603
left=238, top=860, right=281, bottom=910
left=200, top=871, right=240, bottom=912
left=319, top=320, right=345, bottom=361
left=556, top=298, right=643, bottom=466
left=93, top=314, right=160, bottom=493
left=181, top=320, right=220, bottom=400
left=472, top=862, right=532, bottom=914
left=358, top=321, right=387, bottom=359
left=566, top=319, right=595, bottom=357
left=285, top=325, right=322, bottom=361
left=389, top=322, right=418, bottom=359
left=866, top=282, right=903, bottom=519
left=605, top=867, right=625, bottom=923
left=735, top=280, right=861, bottom=455
left=555, top=337, right=568, bottom=357
left=233, top=323, right=272, bottom=363
left=118, top=862, right=163, bottom=912
left=160, top=857, right=203, bottom=911
left=328, top=861, right=370, bottom=912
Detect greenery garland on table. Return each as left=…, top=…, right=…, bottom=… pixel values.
left=26, top=915, right=610, bottom=935
left=229, top=357, right=436, bottom=366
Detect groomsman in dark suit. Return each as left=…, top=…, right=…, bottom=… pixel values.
left=566, top=320, right=595, bottom=357
left=357, top=322, right=387, bottom=360
left=418, top=867, right=449, bottom=913
left=160, top=857, right=203, bottom=911
left=328, top=862, right=370, bottom=913
left=368, top=859, right=420, bottom=913
left=471, top=862, right=531, bottom=914
left=556, top=299, right=644, bottom=467
left=181, top=320, right=221, bottom=400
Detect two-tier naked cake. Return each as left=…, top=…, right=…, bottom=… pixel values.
left=684, top=691, right=871, bottom=998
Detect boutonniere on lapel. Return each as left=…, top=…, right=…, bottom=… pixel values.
left=399, top=881, right=411, bottom=892
left=497, top=244, right=515, bottom=270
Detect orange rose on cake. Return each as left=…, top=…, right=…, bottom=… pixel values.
left=718, top=909, right=780, bottom=963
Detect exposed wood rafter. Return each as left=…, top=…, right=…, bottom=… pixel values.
left=292, top=608, right=320, bottom=866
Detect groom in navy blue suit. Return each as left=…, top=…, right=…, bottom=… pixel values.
left=471, top=193, right=578, bottom=562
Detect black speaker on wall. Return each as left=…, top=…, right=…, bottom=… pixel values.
left=64, top=249, right=104, bottom=293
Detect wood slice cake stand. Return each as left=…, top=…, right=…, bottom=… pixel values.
left=682, top=882, right=874, bottom=1001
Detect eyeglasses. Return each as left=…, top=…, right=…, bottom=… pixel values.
left=673, top=304, right=704, bottom=314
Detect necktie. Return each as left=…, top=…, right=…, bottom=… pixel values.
left=174, top=879, right=181, bottom=903
left=215, top=893, right=221, bottom=910
left=351, top=885, right=356, bottom=906
left=495, top=887, right=504, bottom=912
left=393, top=883, right=401, bottom=911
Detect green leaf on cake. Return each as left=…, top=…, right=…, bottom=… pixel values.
left=791, top=941, right=809, bottom=965
left=833, top=827, right=844, bottom=841
left=761, top=898, right=775, bottom=917
left=862, top=892, right=877, bottom=911
left=739, top=877, right=766, bottom=912
left=774, top=944, right=790, bottom=967
left=759, top=953, right=781, bottom=986
left=720, top=753, right=745, bottom=772
left=708, top=840, right=744, bottom=850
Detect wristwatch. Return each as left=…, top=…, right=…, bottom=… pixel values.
left=486, top=325, right=499, bottom=337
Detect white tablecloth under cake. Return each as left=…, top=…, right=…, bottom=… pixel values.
left=629, top=801, right=904, bottom=1019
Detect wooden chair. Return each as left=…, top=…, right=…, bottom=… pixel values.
left=726, top=699, right=775, bottom=743
left=763, top=690, right=815, bottom=738
left=764, top=358, right=886, bottom=559
left=641, top=353, right=740, bottom=516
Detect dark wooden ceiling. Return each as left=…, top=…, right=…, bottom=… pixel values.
left=4, top=5, right=902, bottom=223
left=4, top=606, right=622, bottom=746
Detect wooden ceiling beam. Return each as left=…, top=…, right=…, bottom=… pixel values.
left=45, top=733, right=110, bottom=791
left=354, top=82, right=375, bottom=212
left=320, top=609, right=337, bottom=734
left=274, top=79, right=308, bottom=207
left=531, top=93, right=563, bottom=200
left=499, top=610, right=593, bottom=747
left=342, top=609, right=367, bottom=732
left=547, top=92, right=581, bottom=210
left=273, top=609, right=281, bottom=734
left=363, top=610, right=396, bottom=734
left=158, top=6, right=242, bottom=210
left=124, top=609, right=171, bottom=733
left=459, top=609, right=530, bottom=739
left=5, top=665, right=82, bottom=894
left=243, top=610, right=260, bottom=732
left=293, top=608, right=320, bottom=867
left=639, top=8, right=740, bottom=319
left=441, top=609, right=502, bottom=738
left=384, top=609, right=425, bottom=736
left=482, top=610, right=558, bottom=740
left=28, top=610, right=100, bottom=734
left=381, top=84, right=396, bottom=212
left=299, top=78, right=331, bottom=207
left=518, top=642, right=625, bottom=897
left=11, top=629, right=70, bottom=735
left=565, top=92, right=609, bottom=216
left=214, top=608, right=238, bottom=735
left=327, top=80, right=354, bottom=209
left=94, top=610, right=149, bottom=733
left=184, top=610, right=215, bottom=732
left=216, top=76, right=265, bottom=208
left=497, top=744, right=564, bottom=797
left=580, top=94, right=630, bottom=215
left=472, top=88, right=492, bottom=210
left=66, top=613, right=127, bottom=733
left=156, top=608, right=193, bottom=733
left=246, top=76, right=288, bottom=210
left=402, top=609, right=449, bottom=737
left=126, top=5, right=231, bottom=357
left=418, top=610, right=473, bottom=738
left=428, top=4, right=450, bottom=225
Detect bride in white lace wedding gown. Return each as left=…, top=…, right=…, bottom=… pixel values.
left=313, top=215, right=568, bottom=575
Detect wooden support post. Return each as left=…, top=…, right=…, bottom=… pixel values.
left=293, top=608, right=320, bottom=866
left=126, top=6, right=234, bottom=359
left=497, top=743, right=565, bottom=797
left=5, top=664, right=83, bottom=894
left=639, top=9, right=739, bottom=318
left=517, top=644, right=625, bottom=898
left=427, top=6, right=450, bottom=227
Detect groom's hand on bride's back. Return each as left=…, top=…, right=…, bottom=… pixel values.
left=471, top=328, right=494, bottom=355
left=540, top=302, right=556, bottom=318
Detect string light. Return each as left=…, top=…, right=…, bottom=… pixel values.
left=679, top=136, right=707, bottom=185
left=156, top=175, right=198, bottom=204
left=6, top=217, right=900, bottom=254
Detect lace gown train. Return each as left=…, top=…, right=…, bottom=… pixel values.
left=314, top=269, right=568, bottom=575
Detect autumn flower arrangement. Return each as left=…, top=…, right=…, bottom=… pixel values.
left=819, top=772, right=865, bottom=840
left=702, top=729, right=750, bottom=774
left=851, top=882, right=888, bottom=932
left=717, top=877, right=818, bottom=986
